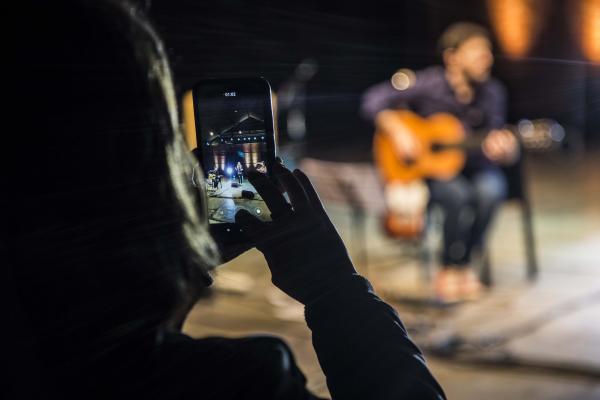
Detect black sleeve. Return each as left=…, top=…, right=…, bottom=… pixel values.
left=305, top=274, right=446, bottom=400
left=156, top=333, right=327, bottom=400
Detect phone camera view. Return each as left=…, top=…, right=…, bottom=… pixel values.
left=195, top=80, right=273, bottom=224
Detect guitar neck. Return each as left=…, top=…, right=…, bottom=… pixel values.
left=442, top=120, right=564, bottom=153
left=432, top=136, right=484, bottom=152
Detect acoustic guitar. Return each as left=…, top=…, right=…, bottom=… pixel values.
left=373, top=110, right=562, bottom=238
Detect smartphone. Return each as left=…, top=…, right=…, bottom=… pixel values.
left=183, top=77, right=276, bottom=242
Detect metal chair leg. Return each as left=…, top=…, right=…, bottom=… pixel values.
left=479, top=251, right=493, bottom=287
left=522, top=198, right=538, bottom=281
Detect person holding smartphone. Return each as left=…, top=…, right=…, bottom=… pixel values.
left=6, top=1, right=445, bottom=399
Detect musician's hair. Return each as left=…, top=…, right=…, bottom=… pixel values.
left=437, top=22, right=491, bottom=55
left=6, top=0, right=219, bottom=361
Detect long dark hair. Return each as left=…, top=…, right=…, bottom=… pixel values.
left=4, top=0, right=218, bottom=380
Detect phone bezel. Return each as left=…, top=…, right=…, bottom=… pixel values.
left=191, top=77, right=277, bottom=243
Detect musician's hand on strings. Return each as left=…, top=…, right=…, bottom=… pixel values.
left=392, top=129, right=422, bottom=161
left=483, top=129, right=520, bottom=165
left=377, top=110, right=422, bottom=161
left=234, top=162, right=356, bottom=304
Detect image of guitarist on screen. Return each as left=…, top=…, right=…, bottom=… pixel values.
left=361, top=22, right=519, bottom=302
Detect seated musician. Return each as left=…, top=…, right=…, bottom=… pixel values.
left=361, top=22, right=519, bottom=302
left=235, top=161, right=244, bottom=184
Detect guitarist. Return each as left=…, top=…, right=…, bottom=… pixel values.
left=361, top=22, right=519, bottom=302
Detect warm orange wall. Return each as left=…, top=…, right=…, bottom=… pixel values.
left=182, top=90, right=197, bottom=150
left=580, top=0, right=600, bottom=62
left=487, top=0, right=546, bottom=58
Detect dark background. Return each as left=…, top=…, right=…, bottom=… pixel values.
left=195, top=84, right=266, bottom=136
left=149, top=0, right=600, bottom=161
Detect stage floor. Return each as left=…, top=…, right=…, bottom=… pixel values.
left=207, top=177, right=269, bottom=223
left=183, top=153, right=600, bottom=399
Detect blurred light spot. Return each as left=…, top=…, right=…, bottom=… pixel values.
left=296, top=58, right=319, bottom=82
left=581, top=0, right=600, bottom=62
left=288, top=110, right=306, bottom=140
left=550, top=122, right=566, bottom=142
left=255, top=208, right=262, bottom=215
left=391, top=69, right=416, bottom=91
left=487, top=0, right=546, bottom=57
left=518, top=119, right=535, bottom=137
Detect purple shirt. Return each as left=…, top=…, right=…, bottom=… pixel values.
left=361, top=66, right=507, bottom=169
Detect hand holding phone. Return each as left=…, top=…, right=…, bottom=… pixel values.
left=235, top=163, right=357, bottom=304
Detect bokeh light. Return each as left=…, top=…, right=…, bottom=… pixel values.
left=487, top=0, right=547, bottom=58
left=580, top=0, right=600, bottom=62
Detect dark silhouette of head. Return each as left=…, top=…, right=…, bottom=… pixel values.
left=5, top=0, right=218, bottom=392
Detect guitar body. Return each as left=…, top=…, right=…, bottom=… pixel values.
left=373, top=110, right=467, bottom=183
left=373, top=110, right=467, bottom=238
left=372, top=110, right=559, bottom=238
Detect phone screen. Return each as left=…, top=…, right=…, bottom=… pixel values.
left=192, top=78, right=276, bottom=224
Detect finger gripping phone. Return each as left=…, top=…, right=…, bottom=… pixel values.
left=184, top=77, right=277, bottom=242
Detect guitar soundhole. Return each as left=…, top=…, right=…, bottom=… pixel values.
left=431, top=142, right=445, bottom=152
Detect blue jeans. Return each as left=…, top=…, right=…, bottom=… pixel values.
left=428, top=168, right=507, bottom=267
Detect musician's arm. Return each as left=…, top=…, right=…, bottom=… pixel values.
left=360, top=71, right=431, bottom=159
left=361, top=67, right=442, bottom=121
left=374, top=110, right=422, bottom=159
left=486, top=79, right=508, bottom=129
left=361, top=80, right=415, bottom=120
left=482, top=81, right=520, bottom=164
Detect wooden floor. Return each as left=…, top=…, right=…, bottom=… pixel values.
left=183, top=154, right=600, bottom=399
